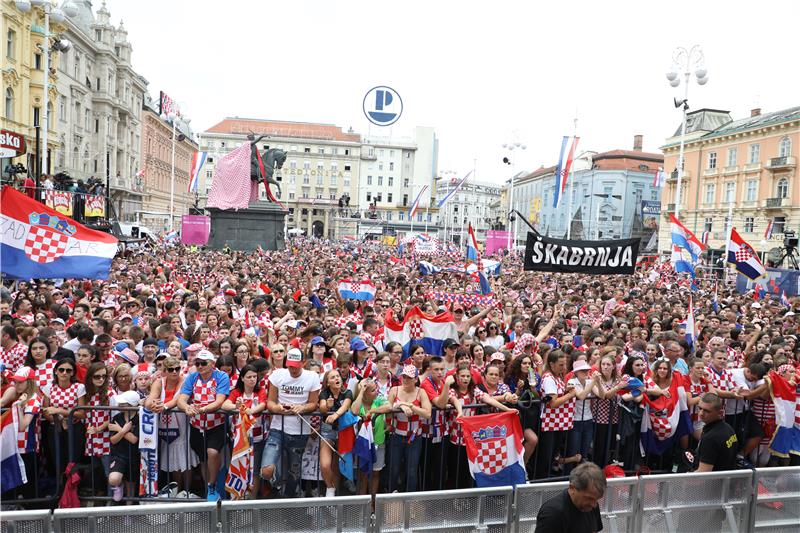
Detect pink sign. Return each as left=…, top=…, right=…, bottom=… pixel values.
left=181, top=215, right=210, bottom=245
left=485, top=230, right=510, bottom=255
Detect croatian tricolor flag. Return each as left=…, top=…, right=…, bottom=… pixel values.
left=765, top=219, right=775, bottom=240
left=767, top=370, right=800, bottom=458
left=552, top=136, right=569, bottom=208
left=1, top=186, right=117, bottom=280
left=384, top=306, right=458, bottom=360
left=458, top=411, right=526, bottom=488
left=438, top=171, right=472, bottom=208
left=1, top=409, right=26, bottom=492
left=409, top=184, right=428, bottom=220
left=641, top=372, right=693, bottom=455
left=727, top=228, right=766, bottom=280
left=653, top=168, right=667, bottom=188
left=338, top=279, right=376, bottom=301
left=188, top=151, right=208, bottom=193
left=557, top=136, right=579, bottom=207
left=669, top=213, right=705, bottom=261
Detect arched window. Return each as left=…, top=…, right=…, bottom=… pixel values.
left=72, top=147, right=79, bottom=168
left=777, top=178, right=789, bottom=199
left=779, top=137, right=792, bottom=158
left=4, top=88, right=13, bottom=120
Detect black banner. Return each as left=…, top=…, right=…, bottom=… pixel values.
left=523, top=231, right=639, bottom=275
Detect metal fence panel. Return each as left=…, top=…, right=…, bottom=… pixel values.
left=514, top=481, right=569, bottom=533
left=221, top=495, right=372, bottom=533
left=375, top=486, right=513, bottom=533
left=752, top=466, right=800, bottom=533
left=637, top=470, right=753, bottom=533
left=52, top=502, right=217, bottom=533
left=0, top=510, right=51, bottom=533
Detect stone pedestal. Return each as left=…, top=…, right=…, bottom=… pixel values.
left=207, top=203, right=286, bottom=251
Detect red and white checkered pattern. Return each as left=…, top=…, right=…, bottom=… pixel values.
left=540, top=373, right=575, bottom=432
left=1, top=342, right=28, bottom=373
left=751, top=396, right=776, bottom=445
left=391, top=395, right=421, bottom=437
left=34, top=359, right=56, bottom=390
left=475, top=439, right=507, bottom=475
left=18, top=394, right=42, bottom=453
left=590, top=381, right=619, bottom=424
left=207, top=143, right=257, bottom=210
left=46, top=382, right=84, bottom=410
left=84, top=392, right=112, bottom=456
left=448, top=388, right=485, bottom=445
left=334, top=314, right=362, bottom=330
left=408, top=319, right=423, bottom=340
left=705, top=366, right=735, bottom=409
left=24, top=226, right=69, bottom=263
left=688, top=378, right=710, bottom=422
left=189, top=376, right=226, bottom=430
left=735, top=246, right=754, bottom=263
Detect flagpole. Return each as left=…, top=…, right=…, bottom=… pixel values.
left=410, top=185, right=415, bottom=235
left=567, top=116, right=578, bottom=239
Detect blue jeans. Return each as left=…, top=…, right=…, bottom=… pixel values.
left=260, top=430, right=308, bottom=498
left=387, top=433, right=423, bottom=492
left=566, top=419, right=594, bottom=474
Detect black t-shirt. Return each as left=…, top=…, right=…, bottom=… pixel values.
left=697, top=418, right=739, bottom=471
left=110, top=412, right=140, bottom=462
left=319, top=388, right=353, bottom=430
left=535, top=489, right=603, bottom=533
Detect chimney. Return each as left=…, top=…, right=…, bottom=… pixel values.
left=633, top=134, right=643, bottom=151
left=751, top=108, right=761, bottom=117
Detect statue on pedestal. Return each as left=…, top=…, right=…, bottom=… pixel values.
left=248, top=134, right=286, bottom=204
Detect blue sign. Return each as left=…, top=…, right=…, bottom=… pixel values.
left=363, top=86, right=402, bottom=126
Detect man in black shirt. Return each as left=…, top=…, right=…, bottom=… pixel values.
left=535, top=462, right=605, bottom=533
left=696, top=392, right=739, bottom=472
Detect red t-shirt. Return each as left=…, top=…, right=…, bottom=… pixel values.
left=228, top=388, right=267, bottom=408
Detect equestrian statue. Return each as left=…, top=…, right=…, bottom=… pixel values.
left=248, top=133, right=286, bottom=205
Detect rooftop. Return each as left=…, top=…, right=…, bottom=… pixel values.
left=205, top=118, right=361, bottom=143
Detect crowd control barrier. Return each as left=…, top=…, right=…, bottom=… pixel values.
left=220, top=495, right=372, bottom=532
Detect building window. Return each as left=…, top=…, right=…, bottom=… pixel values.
left=367, top=175, right=372, bottom=185
left=344, top=177, right=350, bottom=187
left=744, top=217, right=754, bottom=233
left=650, top=188, right=659, bottom=201
left=389, top=162, right=394, bottom=171
left=378, top=163, right=383, bottom=171
left=344, top=165, right=351, bottom=171
left=366, top=192, right=372, bottom=202
left=399, top=212, right=404, bottom=221
left=316, top=175, right=323, bottom=186
left=418, top=213, right=423, bottom=222
left=329, top=175, right=337, bottom=185
left=749, top=144, right=760, bottom=163
left=427, top=213, right=432, bottom=223
left=6, top=30, right=15, bottom=59
left=378, top=176, right=383, bottom=186
left=704, top=183, right=716, bottom=204
left=387, top=193, right=393, bottom=203
left=386, top=212, right=393, bottom=221
left=34, top=53, right=42, bottom=70
left=777, top=178, right=789, bottom=198
left=318, top=148, right=324, bottom=154
left=403, top=194, right=408, bottom=206
left=746, top=179, right=757, bottom=201
left=388, top=177, right=394, bottom=187
left=404, top=178, right=409, bottom=188
left=206, top=170, right=212, bottom=179
left=779, top=137, right=792, bottom=158
left=304, top=147, right=310, bottom=153
left=4, top=88, right=13, bottom=120
left=724, top=181, right=735, bottom=203
left=727, top=147, right=737, bottom=167
left=33, top=106, right=40, bottom=127
left=774, top=216, right=786, bottom=234
left=303, top=175, right=309, bottom=185
left=708, top=152, right=717, bottom=169
left=345, top=149, right=350, bottom=155
left=704, top=217, right=713, bottom=232
left=290, top=160, right=297, bottom=169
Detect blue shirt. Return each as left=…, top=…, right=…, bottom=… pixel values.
left=179, top=369, right=231, bottom=397
left=673, top=358, right=689, bottom=376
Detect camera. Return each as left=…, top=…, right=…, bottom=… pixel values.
left=784, top=230, right=798, bottom=249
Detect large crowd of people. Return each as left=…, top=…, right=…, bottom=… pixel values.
left=1, top=236, right=798, bottom=507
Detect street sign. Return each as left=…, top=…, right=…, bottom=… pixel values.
left=363, top=86, right=402, bottom=126
left=0, top=130, right=26, bottom=158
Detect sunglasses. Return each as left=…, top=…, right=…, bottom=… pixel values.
left=477, top=329, right=486, bottom=334
left=273, top=349, right=285, bottom=353
left=488, top=326, right=497, bottom=330
left=57, top=367, right=74, bottom=374
left=165, top=367, right=180, bottom=373
left=196, top=360, right=210, bottom=367
left=92, top=374, right=107, bottom=380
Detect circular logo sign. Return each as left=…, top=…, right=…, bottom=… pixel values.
left=363, top=86, right=403, bottom=126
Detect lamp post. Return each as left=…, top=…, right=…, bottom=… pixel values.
left=15, top=1, right=78, bottom=182
left=666, top=45, right=708, bottom=221
left=502, top=141, right=526, bottom=251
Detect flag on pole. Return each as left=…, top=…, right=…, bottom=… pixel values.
left=765, top=219, right=775, bottom=240
left=701, top=231, right=710, bottom=246
left=653, top=168, right=667, bottom=188
left=559, top=136, right=579, bottom=204
left=409, top=184, right=429, bottom=220
left=669, top=213, right=706, bottom=261
left=384, top=306, right=459, bottom=360
left=458, top=411, right=526, bottom=488
left=727, top=228, right=766, bottom=280
left=437, top=171, right=473, bottom=208
left=338, top=279, right=376, bottom=301
left=552, top=136, right=569, bottom=208
left=188, top=151, right=208, bottom=193
left=767, top=370, right=800, bottom=458
left=781, top=291, right=791, bottom=308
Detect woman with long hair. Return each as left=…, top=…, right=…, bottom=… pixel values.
left=590, top=354, right=625, bottom=467
left=535, top=350, right=577, bottom=479
left=24, top=336, right=56, bottom=393
left=618, top=355, right=649, bottom=472
left=41, top=358, right=86, bottom=476
left=8, top=367, right=41, bottom=500
left=373, top=352, right=399, bottom=399
left=317, top=369, right=353, bottom=497
left=84, top=362, right=112, bottom=491
left=233, top=341, right=252, bottom=376
left=505, top=354, right=540, bottom=469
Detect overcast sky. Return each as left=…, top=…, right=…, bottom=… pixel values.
left=102, top=0, right=799, bottom=185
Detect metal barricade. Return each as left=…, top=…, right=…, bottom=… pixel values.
left=514, top=480, right=569, bottom=532
left=750, top=466, right=800, bottom=533
left=0, top=509, right=51, bottom=533
left=51, top=501, right=218, bottom=533
left=636, top=470, right=753, bottom=533
left=374, top=486, right=513, bottom=533
left=220, top=495, right=372, bottom=532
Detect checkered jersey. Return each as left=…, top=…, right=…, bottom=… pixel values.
left=1, top=342, right=28, bottom=373
left=189, top=376, right=226, bottom=430
left=448, top=388, right=486, bottom=446
left=540, top=373, right=575, bottom=432
left=44, top=382, right=85, bottom=411
left=705, top=367, right=735, bottom=392
left=420, top=377, right=446, bottom=442
left=84, top=392, right=112, bottom=456
left=17, top=393, right=42, bottom=453
left=687, top=377, right=710, bottom=422
left=34, top=359, right=57, bottom=390
left=590, top=380, right=620, bottom=424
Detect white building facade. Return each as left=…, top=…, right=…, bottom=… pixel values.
left=436, top=177, right=502, bottom=245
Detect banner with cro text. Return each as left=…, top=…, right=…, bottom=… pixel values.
left=84, top=195, right=105, bottom=217
left=523, top=231, right=639, bottom=275
left=44, top=190, right=73, bottom=216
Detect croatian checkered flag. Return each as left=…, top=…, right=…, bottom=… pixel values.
left=458, top=411, right=526, bottom=488
left=207, top=144, right=258, bottom=210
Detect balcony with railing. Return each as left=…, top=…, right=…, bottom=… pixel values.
left=669, top=169, right=691, bottom=180
left=765, top=197, right=788, bottom=209
left=766, top=156, right=796, bottom=170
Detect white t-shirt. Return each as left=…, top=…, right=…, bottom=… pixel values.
left=567, top=377, right=593, bottom=422
left=269, top=368, right=321, bottom=435
left=726, top=368, right=763, bottom=416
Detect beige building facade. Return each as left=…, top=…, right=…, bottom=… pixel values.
left=659, top=106, right=799, bottom=258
